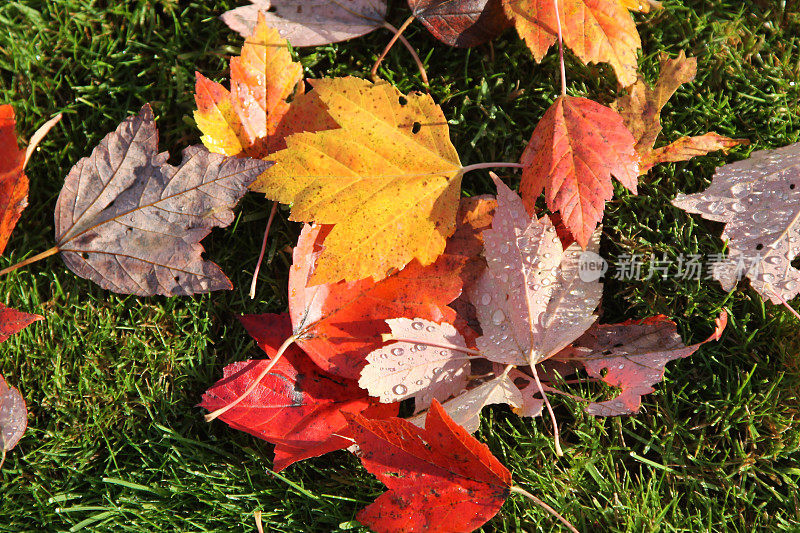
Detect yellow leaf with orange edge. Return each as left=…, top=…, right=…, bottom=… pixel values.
left=194, top=12, right=303, bottom=158
left=251, top=76, right=464, bottom=285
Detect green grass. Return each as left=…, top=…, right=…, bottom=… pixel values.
left=1, top=0, right=800, bottom=531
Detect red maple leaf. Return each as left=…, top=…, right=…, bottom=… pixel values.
left=200, top=313, right=397, bottom=471
left=346, top=399, right=511, bottom=533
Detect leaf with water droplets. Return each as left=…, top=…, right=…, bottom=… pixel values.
left=289, top=224, right=464, bottom=380
left=672, top=142, right=800, bottom=304
left=470, top=174, right=603, bottom=366
left=559, top=312, right=727, bottom=415
left=54, top=104, right=269, bottom=296
left=519, top=95, right=638, bottom=248
left=613, top=51, right=748, bottom=174
left=0, top=374, right=27, bottom=467
left=222, top=0, right=388, bottom=46
left=359, top=318, right=470, bottom=412
left=409, top=373, right=522, bottom=433
left=200, top=313, right=398, bottom=471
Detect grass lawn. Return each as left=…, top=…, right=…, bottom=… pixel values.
left=2, top=0, right=800, bottom=531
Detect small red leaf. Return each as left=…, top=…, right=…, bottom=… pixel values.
left=200, top=313, right=397, bottom=471
left=0, top=303, right=43, bottom=343
left=347, top=400, right=511, bottom=533
left=409, top=0, right=511, bottom=47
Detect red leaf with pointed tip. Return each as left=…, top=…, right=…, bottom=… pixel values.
left=409, top=0, right=511, bottom=47
left=0, top=105, right=28, bottom=256
left=200, top=313, right=397, bottom=471
left=0, top=303, right=43, bottom=343
left=561, top=312, right=727, bottom=416
left=519, top=95, right=638, bottom=248
left=347, top=400, right=511, bottom=533
left=289, top=224, right=465, bottom=380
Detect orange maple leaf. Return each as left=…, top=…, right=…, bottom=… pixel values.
left=251, top=76, right=465, bottom=284
left=501, top=0, right=642, bottom=86
left=194, top=12, right=304, bottom=158
left=0, top=106, right=28, bottom=255
left=519, top=95, right=638, bottom=248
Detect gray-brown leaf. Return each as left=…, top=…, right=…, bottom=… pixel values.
left=672, top=142, right=800, bottom=304
left=0, top=375, right=26, bottom=455
left=54, top=104, right=270, bottom=296
left=222, top=0, right=387, bottom=46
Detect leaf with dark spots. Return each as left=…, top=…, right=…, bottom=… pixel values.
left=346, top=400, right=511, bottom=533
left=53, top=104, right=269, bottom=296
left=200, top=313, right=397, bottom=471
left=560, top=312, right=727, bottom=415
left=408, top=0, right=511, bottom=47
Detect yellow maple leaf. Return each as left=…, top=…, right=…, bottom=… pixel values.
left=251, top=76, right=464, bottom=285
left=194, top=12, right=303, bottom=158
left=501, top=0, right=642, bottom=86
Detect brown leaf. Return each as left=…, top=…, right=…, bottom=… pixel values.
left=672, top=142, right=800, bottom=304
left=54, top=104, right=270, bottom=296
left=562, top=312, right=727, bottom=415
left=409, top=0, right=511, bottom=47
left=0, top=374, right=27, bottom=467
left=222, top=0, right=388, bottom=46
left=643, top=133, right=749, bottom=171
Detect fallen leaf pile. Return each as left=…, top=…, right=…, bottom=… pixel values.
left=6, top=0, right=791, bottom=530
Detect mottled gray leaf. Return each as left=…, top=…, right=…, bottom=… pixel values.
left=469, top=174, right=602, bottom=366
left=359, top=318, right=470, bottom=413
left=408, top=374, right=522, bottom=433
left=54, top=104, right=270, bottom=296
left=563, top=313, right=726, bottom=416
left=222, top=0, right=387, bottom=46
left=672, top=142, right=800, bottom=304
left=0, top=375, right=26, bottom=465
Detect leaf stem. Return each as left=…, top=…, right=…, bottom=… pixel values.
left=509, top=486, right=578, bottom=533
left=24, top=113, right=62, bottom=169
left=382, top=21, right=429, bottom=85
left=381, top=334, right=483, bottom=357
left=204, top=334, right=298, bottom=422
left=553, top=0, right=567, bottom=97
left=531, top=361, right=563, bottom=456
left=249, top=201, right=278, bottom=300
left=766, top=284, right=800, bottom=321
left=460, top=162, right=524, bottom=175
left=371, top=15, right=416, bottom=82
left=0, top=246, right=60, bottom=277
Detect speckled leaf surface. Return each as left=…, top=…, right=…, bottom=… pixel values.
left=672, top=143, right=800, bottom=304
left=347, top=400, right=511, bottom=533
left=408, top=374, right=523, bottom=433
left=563, top=313, right=727, bottom=415
left=359, top=317, right=470, bottom=412
left=470, top=175, right=602, bottom=366
left=54, top=104, right=269, bottom=296
left=222, top=0, right=388, bottom=46
left=0, top=375, right=26, bottom=457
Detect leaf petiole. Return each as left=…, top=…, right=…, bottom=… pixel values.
left=249, top=202, right=278, bottom=300
left=0, top=246, right=60, bottom=277
left=509, top=485, right=578, bottom=533
left=204, top=334, right=299, bottom=422
left=371, top=15, right=416, bottom=82
left=382, top=21, right=429, bottom=85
